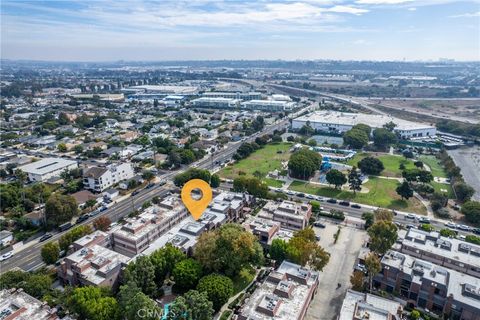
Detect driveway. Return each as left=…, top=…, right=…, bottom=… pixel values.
left=305, top=221, right=367, bottom=320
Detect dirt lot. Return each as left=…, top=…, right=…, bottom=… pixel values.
left=360, top=98, right=480, bottom=124
left=305, top=221, right=368, bottom=320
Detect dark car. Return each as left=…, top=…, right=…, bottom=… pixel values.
left=131, top=190, right=140, bottom=196
left=76, top=215, right=89, bottom=224
left=297, top=193, right=305, bottom=198
left=39, top=233, right=53, bottom=242
left=339, top=201, right=350, bottom=206
left=351, top=204, right=361, bottom=209
left=145, top=183, right=155, bottom=189
left=327, top=198, right=337, bottom=204
left=473, top=228, right=480, bottom=235
left=314, top=222, right=326, bottom=228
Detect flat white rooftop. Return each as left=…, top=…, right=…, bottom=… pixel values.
left=294, top=111, right=435, bottom=131
left=18, top=157, right=77, bottom=175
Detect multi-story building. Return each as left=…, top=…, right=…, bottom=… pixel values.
left=203, top=192, right=254, bottom=223
left=57, top=231, right=130, bottom=289
left=202, top=91, right=263, bottom=100
left=339, top=290, right=403, bottom=320
left=241, top=99, right=295, bottom=111
left=83, top=163, right=134, bottom=192
left=245, top=217, right=293, bottom=246
left=238, top=261, right=319, bottom=320
left=111, top=196, right=189, bottom=256
left=292, top=111, right=437, bottom=139
left=399, top=229, right=480, bottom=278
left=190, top=97, right=241, bottom=109
left=258, top=200, right=312, bottom=230
left=18, top=157, right=78, bottom=182
left=0, top=289, right=63, bottom=320
left=373, top=250, right=480, bottom=319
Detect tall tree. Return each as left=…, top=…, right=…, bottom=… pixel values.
left=172, top=258, right=203, bottom=292
left=326, top=169, right=347, bottom=189
left=396, top=181, right=413, bottom=200
left=196, top=274, right=234, bottom=311
left=118, top=282, right=162, bottom=320
left=45, top=193, right=78, bottom=227
left=365, top=253, right=381, bottom=292
left=67, top=286, right=120, bottom=320
left=348, top=166, right=362, bottom=194
left=343, top=129, right=369, bottom=149
left=270, top=239, right=288, bottom=263
left=367, top=221, right=398, bottom=255
left=124, top=255, right=157, bottom=297
left=350, top=271, right=365, bottom=292
left=41, top=242, right=60, bottom=265
left=167, top=290, right=213, bottom=320
left=358, top=157, right=384, bottom=175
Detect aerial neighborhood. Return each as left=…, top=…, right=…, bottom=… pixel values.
left=1, top=59, right=479, bottom=320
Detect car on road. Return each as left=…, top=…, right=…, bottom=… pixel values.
left=76, top=215, right=89, bottom=224
left=286, top=191, right=296, bottom=196
left=313, top=222, right=326, bottom=228
left=351, top=204, right=361, bottom=209
left=315, top=196, right=325, bottom=202
left=445, top=222, right=456, bottom=229
left=306, top=194, right=315, bottom=199
left=145, top=183, right=155, bottom=189
left=89, top=209, right=100, bottom=217
left=473, top=228, right=480, bottom=235
left=406, top=224, right=416, bottom=229
left=457, top=224, right=471, bottom=231
left=418, top=217, right=430, bottom=224
left=0, top=251, right=14, bottom=261
left=326, top=198, right=337, bottom=204
left=39, top=233, right=53, bottom=242
left=131, top=190, right=140, bottom=196
left=296, top=193, right=305, bottom=198
left=355, top=264, right=367, bottom=273
left=406, top=214, right=416, bottom=220
left=274, top=188, right=283, bottom=193
left=315, top=235, right=321, bottom=241
left=339, top=201, right=350, bottom=206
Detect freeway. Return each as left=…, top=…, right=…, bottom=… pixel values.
left=0, top=114, right=293, bottom=274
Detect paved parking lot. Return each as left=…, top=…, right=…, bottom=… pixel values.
left=305, top=221, right=367, bottom=320
left=448, top=147, right=480, bottom=201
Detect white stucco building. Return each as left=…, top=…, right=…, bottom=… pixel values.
left=83, top=163, right=135, bottom=192
left=292, top=111, right=436, bottom=139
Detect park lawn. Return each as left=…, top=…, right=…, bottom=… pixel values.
left=231, top=267, right=256, bottom=295
left=347, top=153, right=415, bottom=177
left=264, top=178, right=284, bottom=188
left=289, top=176, right=427, bottom=215
left=430, top=181, right=454, bottom=198
left=219, top=143, right=291, bottom=180
left=420, top=155, right=447, bottom=178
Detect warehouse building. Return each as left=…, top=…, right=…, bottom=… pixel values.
left=18, top=157, right=78, bottom=182
left=292, top=111, right=436, bottom=139
left=242, top=99, right=295, bottom=111
left=202, top=91, right=263, bottom=100
left=190, top=97, right=241, bottom=109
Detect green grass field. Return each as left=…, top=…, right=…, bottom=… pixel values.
left=347, top=153, right=415, bottom=177
left=430, top=181, right=454, bottom=198
left=263, top=178, right=284, bottom=187
left=419, top=155, right=447, bottom=178
left=231, top=267, right=256, bottom=295
left=219, top=143, right=291, bottom=180
left=289, top=176, right=427, bottom=215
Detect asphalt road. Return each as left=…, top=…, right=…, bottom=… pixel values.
left=0, top=115, right=292, bottom=274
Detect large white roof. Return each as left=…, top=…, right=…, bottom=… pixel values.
left=18, top=157, right=77, bottom=175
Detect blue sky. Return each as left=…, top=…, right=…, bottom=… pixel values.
left=1, top=0, right=479, bottom=61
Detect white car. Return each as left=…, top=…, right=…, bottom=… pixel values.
left=0, top=251, right=14, bottom=261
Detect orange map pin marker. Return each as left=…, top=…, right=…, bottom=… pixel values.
left=181, top=179, right=213, bottom=220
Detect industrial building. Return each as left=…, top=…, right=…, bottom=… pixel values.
left=242, top=99, right=295, bottom=111
left=202, top=91, right=263, bottom=100
left=292, top=111, right=436, bottom=139
left=238, top=260, right=319, bottom=320
left=190, top=97, right=241, bottom=109
left=18, top=157, right=78, bottom=182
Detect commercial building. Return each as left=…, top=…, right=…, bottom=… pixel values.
left=18, top=157, right=78, bottom=182
left=191, top=97, right=241, bottom=109
left=202, top=91, right=263, bottom=100
left=111, top=196, right=189, bottom=257
left=238, top=261, right=319, bottom=320
left=83, top=163, right=134, bottom=192
left=373, top=250, right=480, bottom=319
left=399, top=229, right=480, bottom=278
left=0, top=289, right=63, bottom=320
left=258, top=200, right=312, bottom=230
left=338, top=290, right=403, bottom=320
left=242, top=100, right=295, bottom=112
left=122, top=85, right=198, bottom=95
left=57, top=231, right=130, bottom=289
left=292, top=111, right=436, bottom=139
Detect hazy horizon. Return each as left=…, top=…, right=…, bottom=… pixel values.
left=1, top=0, right=479, bottom=62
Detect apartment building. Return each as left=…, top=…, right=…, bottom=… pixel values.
left=399, top=229, right=480, bottom=278
left=57, top=231, right=130, bottom=289
left=339, top=290, right=403, bottom=320
left=83, top=163, right=134, bottom=192
left=18, top=157, right=78, bottom=182
left=373, top=250, right=480, bottom=320
left=111, top=196, right=189, bottom=257
left=238, top=261, right=319, bottom=320
left=203, top=191, right=254, bottom=223
left=245, top=217, right=294, bottom=246
left=0, top=289, right=63, bottom=320
left=258, top=200, right=312, bottom=230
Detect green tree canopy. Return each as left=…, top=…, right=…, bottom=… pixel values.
left=172, top=258, right=203, bottom=292
left=358, top=157, right=384, bottom=175
left=288, top=149, right=322, bottom=180
left=326, top=169, right=347, bottom=189
left=41, top=241, right=60, bottom=265
left=167, top=290, right=214, bottom=320
left=461, top=201, right=480, bottom=225
left=367, top=221, right=398, bottom=255
left=196, top=274, right=234, bottom=311
left=343, top=129, right=369, bottom=149
left=67, top=286, right=120, bottom=320
left=45, top=193, right=78, bottom=227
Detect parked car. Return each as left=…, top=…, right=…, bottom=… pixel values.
left=406, top=214, right=416, bottom=220
left=297, top=193, right=305, bottom=198
left=313, top=222, right=326, bottom=228
left=457, top=224, right=471, bottom=231
left=339, top=201, right=350, bottom=206
left=145, top=183, right=155, bottom=189
left=0, top=251, right=14, bottom=261
left=131, top=190, right=140, bottom=196
left=76, top=215, right=89, bottom=224
left=351, top=204, right=361, bottom=209
left=445, top=222, right=456, bottom=229
left=306, top=194, right=315, bottom=199
left=286, top=191, right=296, bottom=196
left=473, top=228, right=480, bottom=235
left=327, top=198, right=337, bottom=204
left=315, top=235, right=321, bottom=241
left=58, top=222, right=72, bottom=232
left=418, top=217, right=431, bottom=224
left=39, top=233, right=53, bottom=242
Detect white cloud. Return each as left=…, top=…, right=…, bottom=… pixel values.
left=327, top=5, right=369, bottom=15
left=450, top=11, right=480, bottom=18
left=408, top=7, right=417, bottom=11
left=355, top=0, right=414, bottom=4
